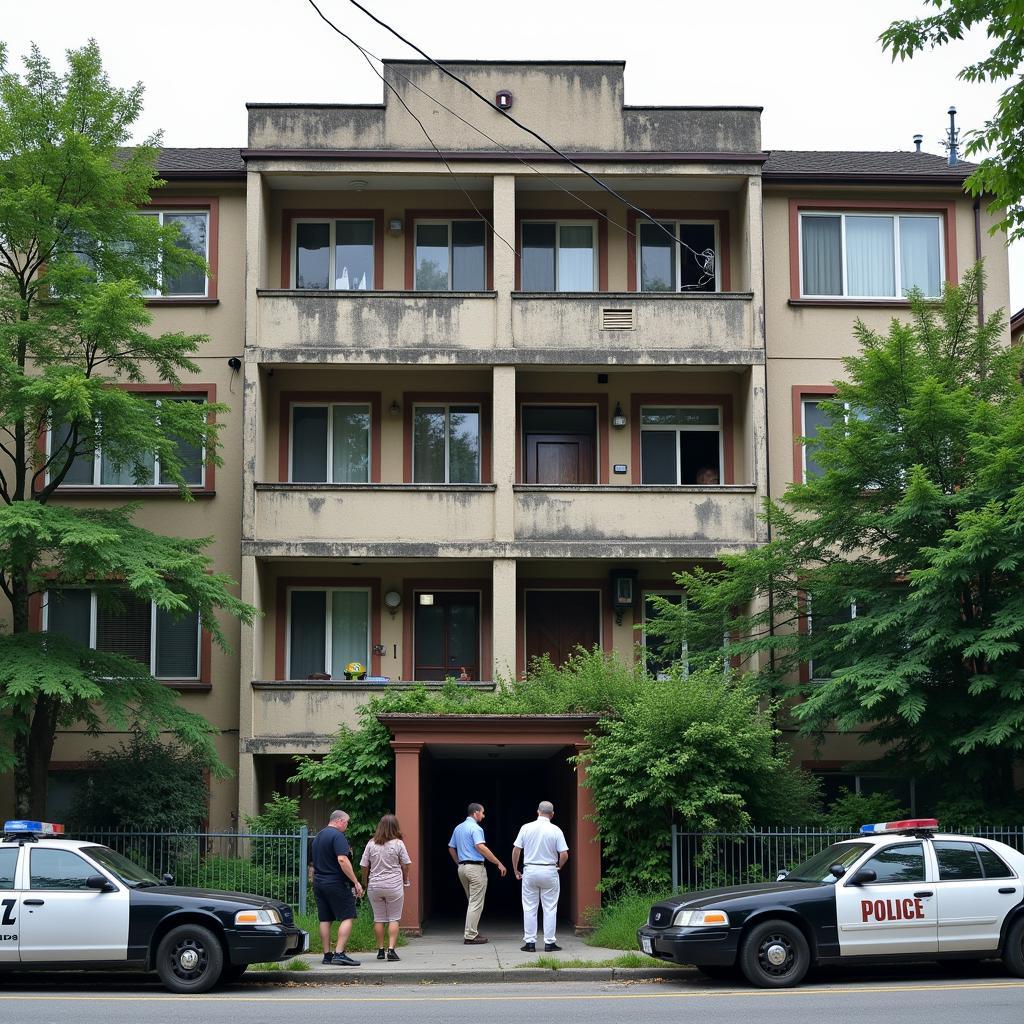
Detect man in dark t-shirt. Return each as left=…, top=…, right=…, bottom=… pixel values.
left=311, top=809, right=364, bottom=966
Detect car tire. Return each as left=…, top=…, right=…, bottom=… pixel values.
left=220, top=963, right=248, bottom=984
left=1002, top=917, right=1024, bottom=977
left=695, top=964, right=739, bottom=981
left=155, top=923, right=225, bottom=994
left=738, top=919, right=810, bottom=988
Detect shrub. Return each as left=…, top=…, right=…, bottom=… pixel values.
left=175, top=855, right=298, bottom=904
left=821, top=789, right=907, bottom=831
left=244, top=792, right=307, bottom=874
left=585, top=888, right=670, bottom=950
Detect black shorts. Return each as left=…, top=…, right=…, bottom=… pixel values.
left=314, top=880, right=357, bottom=923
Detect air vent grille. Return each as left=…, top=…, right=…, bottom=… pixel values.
left=601, top=307, right=634, bottom=331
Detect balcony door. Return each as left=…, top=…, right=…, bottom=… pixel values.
left=525, top=590, right=601, bottom=668
left=523, top=406, right=597, bottom=484
left=414, top=591, right=480, bottom=681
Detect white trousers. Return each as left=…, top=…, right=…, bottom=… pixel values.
left=522, top=865, right=560, bottom=944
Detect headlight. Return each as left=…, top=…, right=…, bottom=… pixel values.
left=672, top=909, right=730, bottom=928
left=234, top=908, right=282, bottom=926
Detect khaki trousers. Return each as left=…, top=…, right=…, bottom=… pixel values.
left=457, top=862, right=488, bottom=939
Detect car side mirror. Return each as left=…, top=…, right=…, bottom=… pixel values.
left=776, top=871, right=789, bottom=881
left=162, top=873, right=175, bottom=886
left=86, top=874, right=117, bottom=892
left=829, top=863, right=847, bottom=879
left=849, top=867, right=877, bottom=885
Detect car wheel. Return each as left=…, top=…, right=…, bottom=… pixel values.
left=1002, top=917, right=1024, bottom=977
left=220, top=963, right=248, bottom=984
left=695, top=964, right=739, bottom=981
left=738, top=919, right=810, bottom=988
left=155, top=923, right=225, bottom=994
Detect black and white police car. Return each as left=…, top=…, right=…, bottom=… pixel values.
left=638, top=818, right=1024, bottom=988
left=0, top=821, right=307, bottom=993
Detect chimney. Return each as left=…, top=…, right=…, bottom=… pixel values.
left=947, top=106, right=959, bottom=166
left=913, top=134, right=923, bottom=153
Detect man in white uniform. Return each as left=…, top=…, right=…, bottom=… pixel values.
left=512, top=800, right=570, bottom=952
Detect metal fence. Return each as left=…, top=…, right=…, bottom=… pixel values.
left=671, top=825, right=1024, bottom=892
left=71, top=827, right=309, bottom=914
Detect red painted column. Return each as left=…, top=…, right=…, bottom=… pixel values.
left=573, top=744, right=601, bottom=932
left=392, top=740, right=424, bottom=935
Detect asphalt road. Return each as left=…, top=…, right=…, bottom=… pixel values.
left=4, top=964, right=1024, bottom=1024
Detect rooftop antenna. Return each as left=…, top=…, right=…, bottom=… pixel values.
left=913, top=133, right=923, bottom=153
left=945, top=106, right=959, bottom=166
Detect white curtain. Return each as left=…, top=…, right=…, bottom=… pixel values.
left=801, top=216, right=842, bottom=295
left=330, top=591, right=369, bottom=676
left=557, top=225, right=595, bottom=291
left=899, top=216, right=941, bottom=297
left=846, top=216, right=895, bottom=297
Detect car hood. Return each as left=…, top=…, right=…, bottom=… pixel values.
left=138, top=886, right=284, bottom=908
left=654, top=880, right=827, bottom=913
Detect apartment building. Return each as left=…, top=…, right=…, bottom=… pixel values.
left=6, top=59, right=1011, bottom=930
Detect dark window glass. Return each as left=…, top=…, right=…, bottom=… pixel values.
left=644, top=593, right=684, bottom=679
left=291, top=406, right=329, bottom=482
left=639, top=222, right=674, bottom=291
left=641, top=430, right=677, bottom=484
left=679, top=430, right=721, bottom=484
left=935, top=841, right=984, bottom=880
left=452, top=221, right=485, bottom=290
left=679, top=223, right=717, bottom=292
left=413, top=407, right=446, bottom=483
left=335, top=220, right=374, bottom=290
left=296, top=223, right=330, bottom=289
left=803, top=399, right=831, bottom=478
left=46, top=589, right=92, bottom=647
left=415, top=224, right=450, bottom=289
left=0, top=848, right=18, bottom=887
left=522, top=223, right=556, bottom=291
left=810, top=600, right=854, bottom=679
left=155, top=608, right=200, bottom=678
left=163, top=212, right=208, bottom=296
left=289, top=590, right=327, bottom=679
left=158, top=398, right=204, bottom=486
left=447, top=406, right=480, bottom=483
left=976, top=845, right=1014, bottom=879
left=51, top=422, right=95, bottom=485
left=95, top=592, right=151, bottom=667
left=862, top=842, right=925, bottom=883
left=30, top=848, right=95, bottom=890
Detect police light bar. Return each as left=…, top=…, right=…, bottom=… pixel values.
left=859, top=818, right=938, bottom=834
left=3, top=820, right=65, bottom=835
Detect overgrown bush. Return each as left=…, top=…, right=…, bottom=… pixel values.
left=821, top=789, right=907, bottom=831
left=244, top=792, right=307, bottom=874
left=68, top=734, right=208, bottom=831
left=176, top=855, right=297, bottom=903
left=585, top=888, right=670, bottom=950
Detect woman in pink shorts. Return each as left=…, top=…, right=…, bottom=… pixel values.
left=360, top=814, right=412, bottom=961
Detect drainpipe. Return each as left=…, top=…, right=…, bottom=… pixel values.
left=973, top=196, right=985, bottom=326
left=759, top=188, right=776, bottom=678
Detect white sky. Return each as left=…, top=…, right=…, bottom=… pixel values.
left=4, top=0, right=1022, bottom=310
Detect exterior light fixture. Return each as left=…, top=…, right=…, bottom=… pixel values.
left=388, top=218, right=404, bottom=236
left=384, top=591, right=402, bottom=616
left=389, top=399, right=401, bottom=416
left=418, top=593, right=434, bottom=606
left=612, top=401, right=627, bottom=429
left=609, top=569, right=636, bottom=625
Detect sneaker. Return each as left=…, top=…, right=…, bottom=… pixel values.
left=321, top=953, right=333, bottom=965
left=331, top=952, right=361, bottom=966
left=386, top=949, right=401, bottom=962
left=376, top=948, right=386, bottom=960
left=544, top=943, right=562, bottom=952
left=520, top=942, right=536, bottom=952
left=463, top=936, right=489, bottom=944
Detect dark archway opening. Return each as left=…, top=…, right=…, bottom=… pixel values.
left=420, top=746, right=577, bottom=929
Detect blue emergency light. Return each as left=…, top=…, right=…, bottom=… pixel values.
left=859, top=818, right=938, bottom=834
left=3, top=820, right=65, bottom=835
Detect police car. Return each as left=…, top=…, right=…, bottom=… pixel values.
left=0, top=821, right=307, bottom=993
left=638, top=819, right=1024, bottom=988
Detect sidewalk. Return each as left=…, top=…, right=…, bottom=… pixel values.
left=249, top=924, right=693, bottom=985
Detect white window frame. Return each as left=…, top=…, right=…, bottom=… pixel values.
left=285, top=586, right=372, bottom=681
left=642, top=590, right=687, bottom=679
left=412, top=219, right=487, bottom=291
left=139, top=209, right=210, bottom=298
left=41, top=588, right=201, bottom=681
left=520, top=219, right=599, bottom=292
left=639, top=404, right=724, bottom=486
left=290, top=217, right=376, bottom=290
left=636, top=219, right=721, bottom=292
left=412, top=403, right=482, bottom=484
left=798, top=211, right=945, bottom=300
left=45, top=396, right=207, bottom=489
left=287, top=402, right=372, bottom=483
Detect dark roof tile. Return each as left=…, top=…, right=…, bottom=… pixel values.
left=763, top=149, right=975, bottom=182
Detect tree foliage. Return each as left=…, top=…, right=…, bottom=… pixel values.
left=0, top=40, right=255, bottom=816
left=650, top=267, right=1024, bottom=797
left=882, top=1, right=1024, bottom=239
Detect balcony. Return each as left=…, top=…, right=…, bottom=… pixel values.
left=256, top=290, right=498, bottom=353
left=511, top=292, right=757, bottom=356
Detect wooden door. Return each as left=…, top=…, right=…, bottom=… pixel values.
left=525, top=434, right=596, bottom=484
left=525, top=591, right=601, bottom=668
left=414, top=592, right=480, bottom=680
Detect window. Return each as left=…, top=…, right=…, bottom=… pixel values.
left=800, top=212, right=944, bottom=299
left=638, top=221, right=719, bottom=292
left=0, top=848, right=18, bottom=887
left=640, top=406, right=723, bottom=485
left=293, top=219, right=375, bottom=290
left=861, top=842, right=926, bottom=883
left=817, top=772, right=916, bottom=812
left=801, top=397, right=832, bottom=480
left=976, top=845, right=1014, bottom=879
left=807, top=597, right=860, bottom=680
left=48, top=396, right=207, bottom=488
left=290, top=404, right=371, bottom=483
left=287, top=588, right=371, bottom=680
left=414, top=221, right=486, bottom=290
left=30, top=848, right=96, bottom=890
left=413, top=405, right=481, bottom=483
left=138, top=209, right=210, bottom=297
left=935, top=841, right=985, bottom=881
left=43, top=589, right=201, bottom=680
left=642, top=591, right=685, bottom=679
left=521, top=221, right=597, bottom=291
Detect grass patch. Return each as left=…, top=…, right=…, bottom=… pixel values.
left=248, top=957, right=311, bottom=972
left=293, top=902, right=408, bottom=954
left=517, top=953, right=669, bottom=970
left=585, top=889, right=670, bottom=951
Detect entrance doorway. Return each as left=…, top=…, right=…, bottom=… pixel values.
left=525, top=590, right=601, bottom=668
left=522, top=406, right=597, bottom=484
left=414, top=591, right=480, bottom=680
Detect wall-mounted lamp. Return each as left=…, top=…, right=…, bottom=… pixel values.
left=384, top=591, right=402, bottom=617
left=610, top=568, right=636, bottom=626
left=612, top=401, right=628, bottom=430
left=418, top=593, right=434, bottom=606
left=389, top=399, right=401, bottom=416
left=388, top=218, right=404, bottom=236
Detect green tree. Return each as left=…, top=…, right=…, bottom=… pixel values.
left=882, top=1, right=1024, bottom=239
left=0, top=41, right=254, bottom=817
left=650, top=267, right=1024, bottom=799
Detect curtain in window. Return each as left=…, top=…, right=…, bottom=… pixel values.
left=641, top=431, right=678, bottom=484
left=557, top=225, right=594, bottom=291
left=846, top=216, right=895, bottom=296
left=155, top=607, right=200, bottom=678
left=803, top=400, right=831, bottom=478
left=452, top=221, right=485, bottom=290
left=96, top=592, right=151, bottom=666
left=296, top=223, right=330, bottom=289
left=332, top=406, right=370, bottom=482
left=522, top=223, right=556, bottom=291
left=802, top=216, right=842, bottom=295
left=289, top=591, right=326, bottom=679
left=329, top=591, right=370, bottom=676
left=100, top=449, right=155, bottom=486
left=899, top=216, right=941, bottom=297
left=291, top=407, right=329, bottom=482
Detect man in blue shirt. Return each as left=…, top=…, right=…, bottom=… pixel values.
left=447, top=802, right=507, bottom=943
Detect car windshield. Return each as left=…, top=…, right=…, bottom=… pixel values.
left=84, top=845, right=162, bottom=888
left=784, top=842, right=871, bottom=883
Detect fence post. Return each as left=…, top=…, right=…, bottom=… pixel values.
left=298, top=825, right=308, bottom=916
left=671, top=822, right=679, bottom=892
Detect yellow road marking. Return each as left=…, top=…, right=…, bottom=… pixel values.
left=3, top=980, right=1024, bottom=1003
